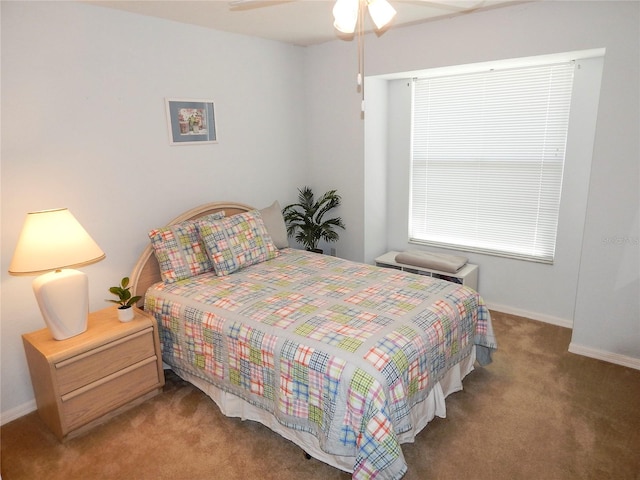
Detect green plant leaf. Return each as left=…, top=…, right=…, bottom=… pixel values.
left=107, top=276, right=138, bottom=307
left=282, top=186, right=345, bottom=251
left=127, top=295, right=142, bottom=307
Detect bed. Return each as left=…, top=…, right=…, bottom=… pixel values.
left=130, top=201, right=497, bottom=480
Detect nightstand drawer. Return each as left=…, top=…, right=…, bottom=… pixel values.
left=62, top=357, right=160, bottom=431
left=56, top=327, right=156, bottom=395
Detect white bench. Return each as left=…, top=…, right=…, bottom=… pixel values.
left=375, top=250, right=479, bottom=291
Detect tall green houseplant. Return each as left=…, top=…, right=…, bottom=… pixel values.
left=282, top=186, right=345, bottom=253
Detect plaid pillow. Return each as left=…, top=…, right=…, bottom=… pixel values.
left=197, top=210, right=279, bottom=276
left=149, top=211, right=225, bottom=283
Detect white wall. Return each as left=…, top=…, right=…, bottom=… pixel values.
left=306, top=1, right=639, bottom=365
left=299, top=38, right=366, bottom=261
left=570, top=3, right=640, bottom=365
left=1, top=2, right=307, bottom=419
left=363, top=78, right=389, bottom=262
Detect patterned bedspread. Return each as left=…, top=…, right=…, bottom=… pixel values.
left=145, top=249, right=496, bottom=480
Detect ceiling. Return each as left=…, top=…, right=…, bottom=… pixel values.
left=89, top=0, right=522, bottom=47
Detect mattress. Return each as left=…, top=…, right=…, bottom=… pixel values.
left=144, top=249, right=496, bottom=479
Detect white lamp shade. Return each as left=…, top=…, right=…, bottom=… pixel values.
left=333, top=0, right=359, bottom=33
left=367, top=0, right=396, bottom=30
left=9, top=208, right=105, bottom=275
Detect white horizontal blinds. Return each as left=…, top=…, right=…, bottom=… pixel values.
left=410, top=62, right=575, bottom=263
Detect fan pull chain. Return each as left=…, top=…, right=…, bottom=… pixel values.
left=358, top=0, right=365, bottom=114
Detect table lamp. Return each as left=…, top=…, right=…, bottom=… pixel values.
left=9, top=208, right=106, bottom=340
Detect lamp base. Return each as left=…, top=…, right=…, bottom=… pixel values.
left=32, top=269, right=89, bottom=340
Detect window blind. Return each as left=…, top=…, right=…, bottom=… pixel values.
left=410, top=62, right=575, bottom=263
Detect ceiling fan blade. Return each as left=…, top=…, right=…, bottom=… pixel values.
left=400, top=0, right=487, bottom=12
left=228, top=0, right=296, bottom=10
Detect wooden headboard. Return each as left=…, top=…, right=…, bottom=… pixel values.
left=129, top=201, right=255, bottom=307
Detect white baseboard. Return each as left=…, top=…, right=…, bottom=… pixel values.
left=486, top=302, right=573, bottom=329
left=1, top=399, right=36, bottom=426
left=487, top=302, right=640, bottom=370
left=568, top=343, right=640, bottom=371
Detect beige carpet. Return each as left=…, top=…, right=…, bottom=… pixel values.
left=2, top=311, right=639, bottom=480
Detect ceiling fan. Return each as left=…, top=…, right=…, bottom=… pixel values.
left=227, top=0, right=487, bottom=115
left=333, top=0, right=397, bottom=32
left=229, top=0, right=397, bottom=32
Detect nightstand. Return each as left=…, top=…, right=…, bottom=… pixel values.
left=22, top=306, right=164, bottom=441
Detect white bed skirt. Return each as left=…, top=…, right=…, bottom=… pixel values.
left=171, top=346, right=476, bottom=473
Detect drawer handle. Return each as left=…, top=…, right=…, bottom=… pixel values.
left=55, top=327, right=154, bottom=369
left=60, top=356, right=158, bottom=402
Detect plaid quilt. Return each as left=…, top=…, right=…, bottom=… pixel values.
left=145, top=249, right=496, bottom=480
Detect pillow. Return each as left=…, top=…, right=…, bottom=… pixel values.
left=148, top=211, right=225, bottom=283
left=259, top=201, right=289, bottom=249
left=197, top=210, right=280, bottom=276
left=395, top=250, right=468, bottom=273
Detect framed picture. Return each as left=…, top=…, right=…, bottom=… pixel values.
left=165, top=98, right=217, bottom=145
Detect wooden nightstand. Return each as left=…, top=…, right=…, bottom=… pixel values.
left=22, top=306, right=165, bottom=441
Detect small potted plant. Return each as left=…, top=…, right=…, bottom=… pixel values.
left=107, top=277, right=141, bottom=322
left=282, top=186, right=345, bottom=253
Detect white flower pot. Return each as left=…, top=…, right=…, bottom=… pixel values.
left=117, top=306, right=135, bottom=322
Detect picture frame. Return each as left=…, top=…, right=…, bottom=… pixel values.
left=165, top=98, right=217, bottom=145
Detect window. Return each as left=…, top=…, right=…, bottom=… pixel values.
left=409, top=62, right=575, bottom=263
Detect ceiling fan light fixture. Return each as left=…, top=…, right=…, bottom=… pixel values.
left=333, top=0, right=359, bottom=34
left=367, top=0, right=396, bottom=30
